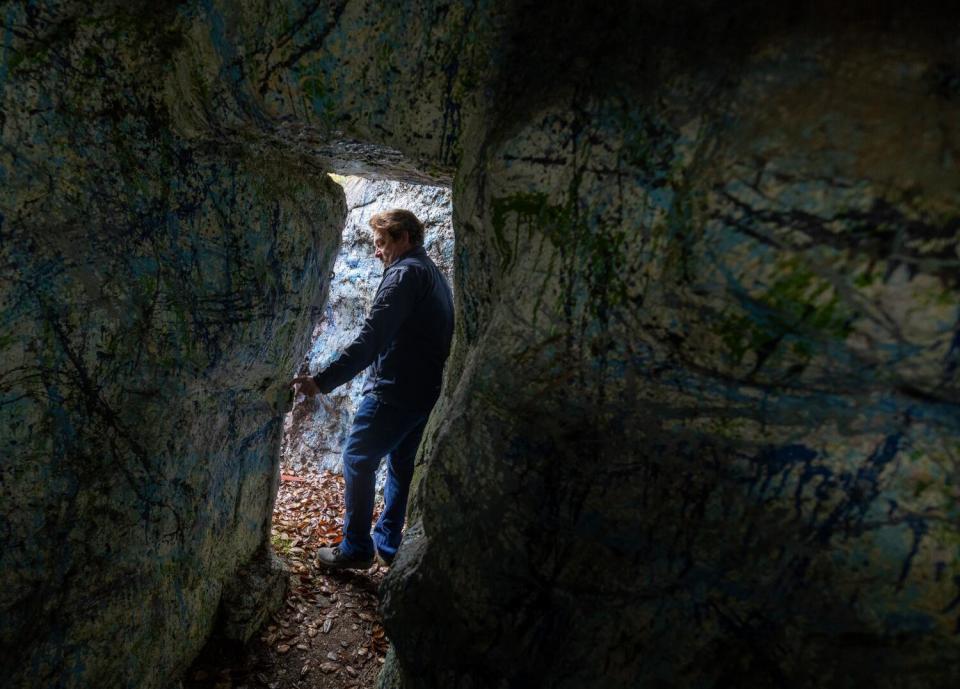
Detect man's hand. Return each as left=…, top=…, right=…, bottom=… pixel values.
left=290, top=375, right=321, bottom=397
left=289, top=375, right=336, bottom=414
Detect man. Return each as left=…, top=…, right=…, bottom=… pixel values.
left=290, top=209, right=454, bottom=569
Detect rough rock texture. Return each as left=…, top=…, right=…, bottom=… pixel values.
left=165, top=0, right=490, bottom=185
left=381, top=10, right=960, bottom=689
left=2, top=2, right=960, bottom=689
left=217, top=549, right=291, bottom=644
left=0, top=3, right=344, bottom=688
left=382, top=10, right=960, bottom=686
left=282, top=176, right=453, bottom=475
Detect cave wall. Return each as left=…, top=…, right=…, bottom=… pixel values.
left=283, top=176, right=453, bottom=476
left=387, top=23, right=960, bottom=689
left=2, top=1, right=959, bottom=688
left=0, top=3, right=344, bottom=687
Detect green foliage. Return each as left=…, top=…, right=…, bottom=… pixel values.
left=271, top=532, right=294, bottom=555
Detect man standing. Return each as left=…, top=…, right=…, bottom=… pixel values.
left=290, top=209, right=454, bottom=569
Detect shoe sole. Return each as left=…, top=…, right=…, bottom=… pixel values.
left=315, top=556, right=374, bottom=570
left=316, top=561, right=374, bottom=570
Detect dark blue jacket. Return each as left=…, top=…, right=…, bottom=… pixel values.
left=312, top=246, right=454, bottom=411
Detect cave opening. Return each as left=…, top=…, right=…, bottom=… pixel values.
left=182, top=174, right=455, bottom=689
left=280, top=174, right=455, bottom=483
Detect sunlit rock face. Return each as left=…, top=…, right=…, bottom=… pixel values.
left=283, top=176, right=453, bottom=475
left=2, top=1, right=959, bottom=688
left=0, top=4, right=344, bottom=687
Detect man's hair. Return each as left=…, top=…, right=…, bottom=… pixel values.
left=369, top=209, right=425, bottom=246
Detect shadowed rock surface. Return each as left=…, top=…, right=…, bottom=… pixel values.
left=1, top=1, right=958, bottom=688
left=0, top=3, right=344, bottom=687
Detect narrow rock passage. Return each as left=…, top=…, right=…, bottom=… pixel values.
left=184, top=470, right=389, bottom=689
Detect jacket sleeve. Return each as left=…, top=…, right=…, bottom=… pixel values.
left=312, top=265, right=419, bottom=393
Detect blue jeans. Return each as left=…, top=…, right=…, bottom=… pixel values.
left=339, top=395, right=428, bottom=560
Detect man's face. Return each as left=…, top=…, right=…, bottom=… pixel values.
left=373, top=228, right=412, bottom=267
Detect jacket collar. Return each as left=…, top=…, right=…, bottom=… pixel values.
left=386, top=245, right=426, bottom=270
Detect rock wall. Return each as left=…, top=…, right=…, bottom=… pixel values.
left=0, top=3, right=344, bottom=687
left=382, top=9, right=960, bottom=687
left=390, top=50, right=960, bottom=689
left=282, top=176, right=453, bottom=475
left=2, top=1, right=959, bottom=689
left=379, top=7, right=960, bottom=687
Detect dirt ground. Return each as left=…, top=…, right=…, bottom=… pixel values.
left=183, top=469, right=389, bottom=689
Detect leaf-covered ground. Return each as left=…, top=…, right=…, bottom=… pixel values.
left=184, top=469, right=389, bottom=689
